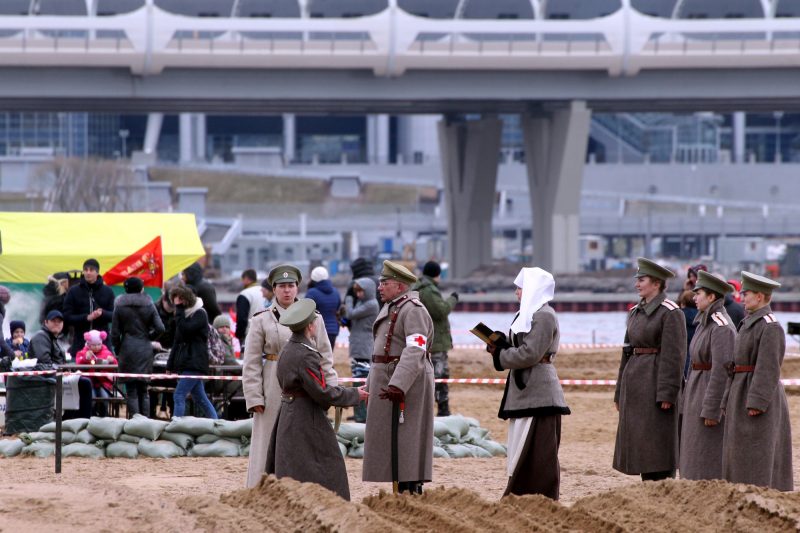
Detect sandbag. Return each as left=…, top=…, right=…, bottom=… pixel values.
left=137, top=439, right=186, bottom=458
left=119, top=434, right=142, bottom=444
left=62, top=418, right=90, bottom=434
left=433, top=446, right=449, bottom=459
left=59, top=432, right=77, bottom=445
left=465, top=426, right=489, bottom=442
left=21, top=442, right=55, bottom=458
left=463, top=416, right=480, bottom=428
left=436, top=416, right=470, bottom=438
left=337, top=422, right=365, bottom=442
left=0, top=439, right=25, bottom=457
left=124, top=414, right=169, bottom=441
left=20, top=432, right=55, bottom=444
left=62, top=443, right=105, bottom=459
left=473, top=438, right=507, bottom=457
left=87, top=417, right=127, bottom=440
left=461, top=443, right=493, bottom=459
left=195, top=433, right=221, bottom=444
left=165, top=416, right=217, bottom=436
left=240, top=444, right=250, bottom=457
left=442, top=444, right=474, bottom=458
left=213, top=418, right=252, bottom=438
left=338, top=442, right=347, bottom=457
left=189, top=440, right=240, bottom=458
left=433, top=420, right=456, bottom=440
left=73, top=429, right=96, bottom=444
left=160, top=431, right=194, bottom=451
left=347, top=443, right=364, bottom=459
left=39, top=422, right=57, bottom=432
left=106, top=441, right=139, bottom=459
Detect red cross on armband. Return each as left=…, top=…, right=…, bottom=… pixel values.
left=406, top=334, right=427, bottom=349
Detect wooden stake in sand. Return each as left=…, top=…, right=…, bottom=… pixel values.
left=55, top=373, right=62, bottom=474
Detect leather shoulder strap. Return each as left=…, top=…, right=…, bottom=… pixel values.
left=383, top=296, right=411, bottom=356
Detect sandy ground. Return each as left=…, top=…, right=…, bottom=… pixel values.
left=1, top=347, right=800, bottom=531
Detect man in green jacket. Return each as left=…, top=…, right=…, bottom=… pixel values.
left=412, top=261, right=458, bottom=416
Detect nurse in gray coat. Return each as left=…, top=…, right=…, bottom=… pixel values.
left=721, top=271, right=793, bottom=491
left=613, top=258, right=686, bottom=481
left=679, top=271, right=735, bottom=480
left=488, top=267, right=569, bottom=500
left=266, top=299, right=368, bottom=500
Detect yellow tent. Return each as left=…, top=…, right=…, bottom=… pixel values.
left=0, top=212, right=205, bottom=285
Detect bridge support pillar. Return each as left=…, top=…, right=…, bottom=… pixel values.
left=367, top=114, right=390, bottom=163
left=438, top=115, right=502, bottom=279
left=179, top=113, right=206, bottom=163
left=283, top=113, right=296, bottom=163
left=522, top=101, right=591, bottom=273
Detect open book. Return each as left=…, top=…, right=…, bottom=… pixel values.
left=470, top=322, right=511, bottom=350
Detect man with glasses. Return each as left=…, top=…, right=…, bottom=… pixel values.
left=363, top=260, right=434, bottom=494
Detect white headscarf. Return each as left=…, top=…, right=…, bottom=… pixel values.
left=509, top=267, right=555, bottom=335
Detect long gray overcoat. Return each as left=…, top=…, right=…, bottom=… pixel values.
left=613, top=292, right=686, bottom=475
left=679, top=299, right=734, bottom=480
left=362, top=290, right=435, bottom=483
left=721, top=305, right=793, bottom=491
left=266, top=333, right=360, bottom=500
left=241, top=303, right=337, bottom=488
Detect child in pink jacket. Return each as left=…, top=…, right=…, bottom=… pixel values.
left=75, top=330, right=118, bottom=400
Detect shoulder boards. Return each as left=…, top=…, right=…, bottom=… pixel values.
left=272, top=307, right=281, bottom=319
left=410, top=298, right=424, bottom=307
left=300, top=342, right=321, bottom=354
left=710, top=312, right=729, bottom=327
left=314, top=309, right=322, bottom=315
left=252, top=309, right=268, bottom=318
left=661, top=299, right=679, bottom=311
left=763, top=313, right=777, bottom=324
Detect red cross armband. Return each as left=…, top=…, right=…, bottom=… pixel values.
left=406, top=334, right=428, bottom=350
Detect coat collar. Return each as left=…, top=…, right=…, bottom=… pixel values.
left=696, top=297, right=725, bottom=327
left=637, top=291, right=667, bottom=317
left=741, top=304, right=772, bottom=331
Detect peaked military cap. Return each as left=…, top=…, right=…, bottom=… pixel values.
left=634, top=257, right=675, bottom=280
left=694, top=270, right=733, bottom=296
left=279, top=298, right=317, bottom=332
left=268, top=264, right=302, bottom=286
left=741, top=271, right=781, bottom=295
left=380, top=260, right=417, bottom=285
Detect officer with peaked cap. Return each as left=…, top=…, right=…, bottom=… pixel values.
left=721, top=271, right=793, bottom=491
left=266, top=299, right=368, bottom=500
left=613, top=258, right=686, bottom=481
left=362, top=260, right=434, bottom=494
left=242, top=264, right=338, bottom=488
left=679, top=271, right=735, bottom=480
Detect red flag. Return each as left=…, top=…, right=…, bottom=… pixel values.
left=103, top=236, right=163, bottom=287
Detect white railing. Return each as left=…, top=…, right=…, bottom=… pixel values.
left=0, top=5, right=798, bottom=75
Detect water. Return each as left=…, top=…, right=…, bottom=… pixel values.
left=336, top=311, right=800, bottom=349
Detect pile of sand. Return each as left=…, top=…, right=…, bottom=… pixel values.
left=181, top=475, right=800, bottom=532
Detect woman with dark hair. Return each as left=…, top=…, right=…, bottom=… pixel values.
left=166, top=284, right=218, bottom=419
left=679, top=271, right=735, bottom=480
left=613, top=258, right=686, bottom=481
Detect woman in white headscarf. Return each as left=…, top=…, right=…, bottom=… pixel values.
left=487, top=267, right=570, bottom=499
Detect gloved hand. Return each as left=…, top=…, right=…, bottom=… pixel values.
left=379, top=385, right=404, bottom=403
left=450, top=292, right=459, bottom=301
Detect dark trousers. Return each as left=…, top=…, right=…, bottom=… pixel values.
left=504, top=415, right=562, bottom=500
left=125, top=380, right=150, bottom=418
left=327, top=333, right=338, bottom=348
left=431, top=351, right=450, bottom=415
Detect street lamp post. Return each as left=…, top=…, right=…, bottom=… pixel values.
left=119, top=129, right=130, bottom=159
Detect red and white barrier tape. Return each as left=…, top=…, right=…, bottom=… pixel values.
left=1, top=370, right=799, bottom=387
left=335, top=342, right=626, bottom=350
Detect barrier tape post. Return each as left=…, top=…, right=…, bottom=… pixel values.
left=55, top=372, right=62, bottom=475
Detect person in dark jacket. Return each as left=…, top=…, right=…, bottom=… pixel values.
left=181, top=262, right=221, bottom=324
left=6, top=320, right=30, bottom=360
left=306, top=266, right=341, bottom=347
left=412, top=261, right=458, bottom=416
left=63, top=259, right=115, bottom=358
left=724, top=289, right=746, bottom=328
left=235, top=269, right=263, bottom=346
left=679, top=289, right=699, bottom=379
left=166, top=284, right=218, bottom=419
left=343, top=277, right=379, bottom=422
left=39, top=272, right=70, bottom=325
left=340, top=258, right=380, bottom=327
left=111, top=276, right=166, bottom=417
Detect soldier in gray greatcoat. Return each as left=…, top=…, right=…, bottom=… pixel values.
left=267, top=299, right=368, bottom=501
left=679, top=271, right=735, bottom=480
left=488, top=267, right=570, bottom=500
left=721, top=271, right=793, bottom=491
left=362, top=261, right=434, bottom=495
left=613, top=258, right=686, bottom=481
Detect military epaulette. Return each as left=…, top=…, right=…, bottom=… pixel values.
left=410, top=297, right=424, bottom=307
left=661, top=299, right=679, bottom=311
left=763, top=313, right=778, bottom=324
left=252, top=309, right=269, bottom=318
left=710, top=312, right=729, bottom=327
